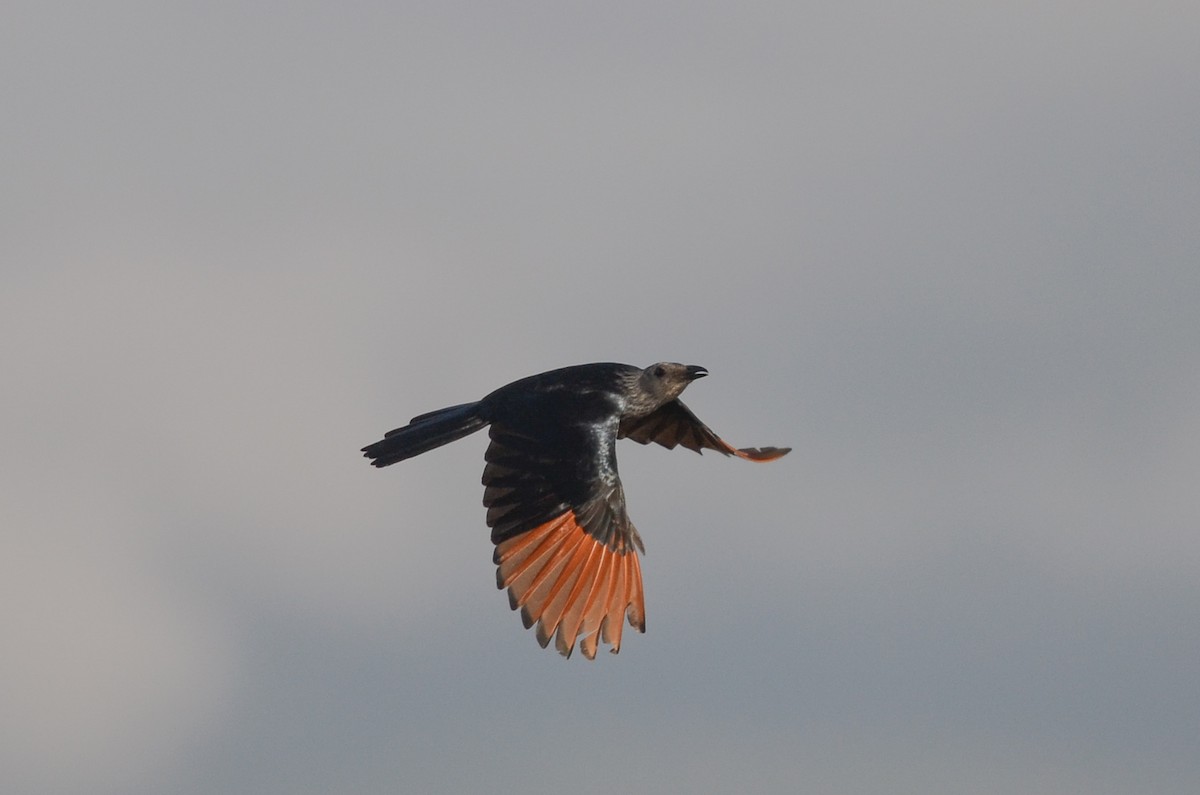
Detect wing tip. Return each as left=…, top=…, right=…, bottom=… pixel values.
left=735, top=445, right=791, bottom=462
left=494, top=511, right=645, bottom=660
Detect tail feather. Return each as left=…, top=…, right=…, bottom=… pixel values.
left=362, top=402, right=486, bottom=467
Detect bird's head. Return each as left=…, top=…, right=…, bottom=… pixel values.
left=638, top=362, right=708, bottom=404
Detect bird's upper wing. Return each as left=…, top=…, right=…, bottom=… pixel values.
left=618, top=399, right=791, bottom=461
left=483, top=409, right=645, bottom=659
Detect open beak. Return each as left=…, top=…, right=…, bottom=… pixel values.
left=685, top=365, right=709, bottom=381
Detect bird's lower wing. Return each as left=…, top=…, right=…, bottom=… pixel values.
left=483, top=419, right=645, bottom=659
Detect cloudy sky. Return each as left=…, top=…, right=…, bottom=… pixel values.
left=4, top=2, right=1198, bottom=793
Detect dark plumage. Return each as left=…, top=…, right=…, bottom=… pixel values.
left=362, top=362, right=789, bottom=658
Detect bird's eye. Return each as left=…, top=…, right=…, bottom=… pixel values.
left=653, top=366, right=665, bottom=378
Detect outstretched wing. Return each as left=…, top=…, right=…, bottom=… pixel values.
left=483, top=415, right=645, bottom=659
left=618, top=399, right=791, bottom=461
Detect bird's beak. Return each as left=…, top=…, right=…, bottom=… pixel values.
left=686, top=365, right=709, bottom=380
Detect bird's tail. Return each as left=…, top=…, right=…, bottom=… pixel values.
left=362, top=402, right=487, bottom=467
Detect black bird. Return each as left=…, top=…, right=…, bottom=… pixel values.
left=362, top=362, right=789, bottom=658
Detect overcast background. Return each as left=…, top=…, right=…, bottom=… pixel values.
left=4, top=2, right=1199, bottom=794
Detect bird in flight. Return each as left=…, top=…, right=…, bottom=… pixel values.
left=362, top=362, right=789, bottom=659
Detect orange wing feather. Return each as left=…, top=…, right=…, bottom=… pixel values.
left=494, top=511, right=645, bottom=658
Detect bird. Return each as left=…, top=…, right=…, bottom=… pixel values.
left=361, top=362, right=789, bottom=659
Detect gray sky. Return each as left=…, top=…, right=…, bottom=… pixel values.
left=4, top=2, right=1199, bottom=794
